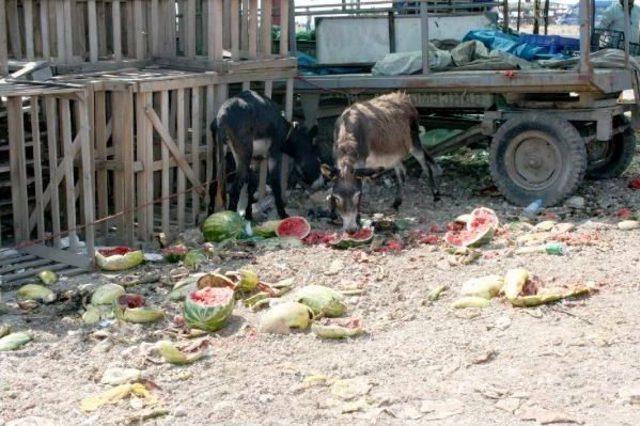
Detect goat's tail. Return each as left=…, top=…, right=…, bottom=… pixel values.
left=211, top=121, right=227, bottom=212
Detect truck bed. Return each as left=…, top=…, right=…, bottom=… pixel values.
left=294, top=68, right=634, bottom=95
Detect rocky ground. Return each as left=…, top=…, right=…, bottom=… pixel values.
left=1, top=148, right=640, bottom=426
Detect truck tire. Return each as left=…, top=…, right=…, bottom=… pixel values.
left=586, top=116, right=637, bottom=180
left=489, top=113, right=587, bottom=207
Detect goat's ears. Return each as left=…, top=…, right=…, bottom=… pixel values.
left=321, top=164, right=338, bottom=180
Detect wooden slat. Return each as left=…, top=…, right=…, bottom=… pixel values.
left=282, top=77, right=294, bottom=199
left=261, top=0, right=272, bottom=56
left=191, top=86, right=202, bottom=224
left=186, top=0, right=197, bottom=56
left=241, top=0, right=249, bottom=52
left=242, top=81, right=251, bottom=91
left=165, top=0, right=177, bottom=56
left=112, top=92, right=124, bottom=239
left=207, top=85, right=217, bottom=210
left=78, top=92, right=96, bottom=259
left=112, top=0, right=123, bottom=60
left=24, top=0, right=35, bottom=59
left=160, top=91, right=170, bottom=236
left=279, top=0, right=289, bottom=56
left=0, top=0, right=7, bottom=74
left=7, top=0, right=22, bottom=59
left=248, top=0, right=258, bottom=58
left=208, top=0, right=223, bottom=60
left=96, top=0, right=107, bottom=57
left=45, top=97, right=62, bottom=248
left=63, top=0, right=73, bottom=62
left=20, top=245, right=92, bottom=269
left=88, top=0, right=99, bottom=62
left=136, top=92, right=152, bottom=239
left=0, top=255, right=38, bottom=270
left=144, top=106, right=206, bottom=197
left=39, top=0, right=51, bottom=58
left=0, top=258, right=53, bottom=275
left=95, top=91, right=108, bottom=236
left=230, top=0, right=240, bottom=59
left=177, top=88, right=186, bottom=231
left=7, top=97, right=30, bottom=241
left=134, top=0, right=145, bottom=60
left=151, top=0, right=160, bottom=56
left=55, top=1, right=66, bottom=62
left=30, top=96, right=45, bottom=241
left=60, top=98, right=78, bottom=251
left=121, top=88, right=135, bottom=245
left=125, top=1, right=135, bottom=57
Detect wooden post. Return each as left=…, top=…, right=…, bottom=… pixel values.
left=95, top=91, right=109, bottom=237
left=88, top=0, right=99, bottom=62
left=7, top=97, right=30, bottom=241
left=60, top=98, right=78, bottom=251
left=420, top=1, right=430, bottom=75
left=516, top=0, right=522, bottom=31
left=208, top=0, right=224, bottom=60
left=191, top=86, right=202, bottom=224
left=45, top=97, right=62, bottom=248
left=502, top=0, right=509, bottom=33
left=177, top=88, right=186, bottom=231
left=578, top=0, right=591, bottom=76
left=30, top=96, right=45, bottom=241
left=186, top=0, right=197, bottom=56
left=543, top=0, right=550, bottom=35
left=121, top=88, right=135, bottom=245
left=55, top=1, right=66, bottom=62
left=24, top=0, right=35, bottom=59
left=160, top=91, right=170, bottom=236
left=249, top=0, right=258, bottom=58
left=0, top=0, right=7, bottom=74
left=151, top=0, right=160, bottom=56
left=231, top=0, right=240, bottom=58
left=113, top=0, right=122, bottom=61
left=281, top=77, right=294, bottom=199
left=261, top=0, right=272, bottom=56
left=288, top=0, right=295, bottom=54
left=7, top=1, right=22, bottom=59
left=134, top=0, right=146, bottom=60
left=279, top=0, right=289, bottom=56
left=533, top=0, right=540, bottom=35
left=623, top=0, right=631, bottom=68
left=63, top=0, right=73, bottom=62
left=78, top=92, right=96, bottom=259
left=40, top=0, right=51, bottom=58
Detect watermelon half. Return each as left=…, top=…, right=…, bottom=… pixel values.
left=330, top=228, right=374, bottom=249
left=444, top=207, right=499, bottom=248
left=184, top=287, right=235, bottom=332
left=276, top=217, right=311, bottom=239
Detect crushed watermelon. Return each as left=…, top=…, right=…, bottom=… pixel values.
left=118, top=294, right=145, bottom=309
left=99, top=246, right=134, bottom=257
left=190, top=287, right=234, bottom=305
left=276, top=217, right=311, bottom=239
left=303, top=231, right=338, bottom=245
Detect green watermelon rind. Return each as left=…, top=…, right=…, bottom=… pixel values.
left=329, top=229, right=374, bottom=250
left=202, top=211, right=247, bottom=242
left=444, top=207, right=499, bottom=248
left=253, top=220, right=283, bottom=238
left=183, top=287, right=235, bottom=332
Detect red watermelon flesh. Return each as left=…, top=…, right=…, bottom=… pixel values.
left=444, top=207, right=499, bottom=248
left=190, top=287, right=234, bottom=305
left=99, top=246, right=134, bottom=257
left=276, top=217, right=311, bottom=239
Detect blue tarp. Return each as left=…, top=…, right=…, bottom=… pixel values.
left=463, top=30, right=579, bottom=61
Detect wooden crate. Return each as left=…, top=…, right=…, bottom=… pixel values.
left=0, top=83, right=95, bottom=264
left=0, top=0, right=296, bottom=75
left=53, top=64, right=295, bottom=245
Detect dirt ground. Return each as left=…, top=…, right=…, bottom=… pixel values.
left=1, top=147, right=640, bottom=426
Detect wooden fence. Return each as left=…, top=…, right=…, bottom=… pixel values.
left=0, top=0, right=295, bottom=74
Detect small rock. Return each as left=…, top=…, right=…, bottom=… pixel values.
left=471, top=350, right=498, bottom=365
left=494, top=316, right=512, bottom=331
left=519, top=407, right=581, bottom=424
left=534, top=220, right=556, bottom=232
left=340, top=398, right=369, bottom=414
left=172, top=407, right=187, bottom=418
left=177, top=228, right=204, bottom=246
left=495, top=397, right=521, bottom=413
left=100, top=367, right=142, bottom=385
left=564, top=196, right=585, bottom=209
left=325, top=259, right=344, bottom=276
left=618, top=385, right=640, bottom=405
left=618, top=220, right=640, bottom=231
left=552, top=222, right=576, bottom=234
left=331, top=377, right=373, bottom=400
left=419, top=398, right=464, bottom=420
